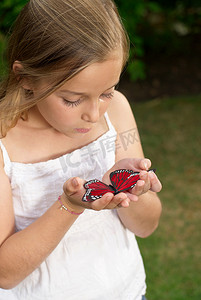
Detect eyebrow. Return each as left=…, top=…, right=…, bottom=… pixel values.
left=59, top=82, right=119, bottom=95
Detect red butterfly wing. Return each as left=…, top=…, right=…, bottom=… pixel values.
left=110, top=169, right=140, bottom=193
left=82, top=179, right=114, bottom=202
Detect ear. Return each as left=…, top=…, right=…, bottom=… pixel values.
left=13, top=61, right=33, bottom=91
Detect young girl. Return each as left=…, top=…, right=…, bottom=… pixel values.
left=0, top=0, right=162, bottom=299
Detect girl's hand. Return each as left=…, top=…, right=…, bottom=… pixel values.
left=102, top=157, right=162, bottom=203
left=62, top=177, right=130, bottom=212
left=62, top=157, right=162, bottom=212
left=126, top=169, right=162, bottom=201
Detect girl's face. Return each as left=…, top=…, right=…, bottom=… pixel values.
left=34, top=54, right=123, bottom=137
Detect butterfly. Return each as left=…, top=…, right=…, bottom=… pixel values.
left=82, top=168, right=156, bottom=202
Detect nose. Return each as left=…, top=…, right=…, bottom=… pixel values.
left=81, top=100, right=100, bottom=123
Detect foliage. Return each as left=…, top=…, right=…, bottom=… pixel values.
left=115, top=0, right=201, bottom=80
left=0, top=0, right=201, bottom=80
left=0, top=0, right=27, bottom=33
left=0, top=0, right=28, bottom=77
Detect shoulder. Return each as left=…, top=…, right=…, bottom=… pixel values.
left=107, top=91, right=144, bottom=160
left=107, top=90, right=137, bottom=133
left=0, top=142, right=4, bottom=168
left=0, top=120, right=5, bottom=167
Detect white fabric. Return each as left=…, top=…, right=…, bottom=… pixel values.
left=0, top=113, right=146, bottom=300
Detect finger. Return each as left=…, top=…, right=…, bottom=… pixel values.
left=90, top=193, right=114, bottom=211
left=117, top=198, right=130, bottom=208
left=140, top=170, right=148, bottom=181
left=149, top=172, right=162, bottom=192
left=125, top=192, right=138, bottom=202
left=140, top=171, right=151, bottom=191
left=92, top=192, right=130, bottom=210
left=110, top=192, right=128, bottom=209
left=131, top=180, right=145, bottom=196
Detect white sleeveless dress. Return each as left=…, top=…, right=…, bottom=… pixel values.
left=0, top=113, right=146, bottom=300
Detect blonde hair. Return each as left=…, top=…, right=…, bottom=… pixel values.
left=0, top=0, right=129, bottom=137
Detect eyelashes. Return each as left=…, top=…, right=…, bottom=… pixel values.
left=62, top=92, right=114, bottom=107
left=101, top=92, right=114, bottom=99
left=62, top=98, right=82, bottom=107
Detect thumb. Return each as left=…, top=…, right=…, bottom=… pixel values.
left=119, top=158, right=151, bottom=171
left=63, top=177, right=85, bottom=196
left=139, top=158, right=152, bottom=170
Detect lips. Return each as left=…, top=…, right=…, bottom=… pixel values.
left=75, top=128, right=91, bottom=133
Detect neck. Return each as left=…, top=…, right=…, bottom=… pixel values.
left=25, top=106, right=53, bottom=130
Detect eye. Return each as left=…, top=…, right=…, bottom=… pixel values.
left=62, top=98, right=82, bottom=107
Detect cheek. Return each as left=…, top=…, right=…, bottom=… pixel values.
left=99, top=99, right=111, bottom=115
left=37, top=99, right=56, bottom=120
left=37, top=99, right=72, bottom=126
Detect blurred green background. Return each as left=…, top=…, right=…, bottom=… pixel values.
left=1, top=0, right=201, bottom=82
left=0, top=1, right=201, bottom=299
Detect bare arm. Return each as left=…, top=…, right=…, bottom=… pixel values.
left=0, top=150, right=84, bottom=289
left=105, top=91, right=162, bottom=237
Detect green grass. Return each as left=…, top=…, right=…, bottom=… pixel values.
left=130, top=96, right=201, bottom=300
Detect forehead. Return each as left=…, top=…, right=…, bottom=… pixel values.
left=35, top=50, right=124, bottom=97
left=59, top=55, right=123, bottom=93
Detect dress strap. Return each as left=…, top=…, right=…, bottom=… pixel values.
left=104, top=112, right=116, bottom=133
left=0, top=140, right=11, bottom=165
